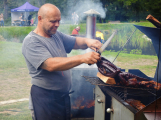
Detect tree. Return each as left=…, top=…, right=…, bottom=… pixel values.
left=145, top=0, right=161, bottom=20
left=0, top=0, right=160, bottom=24
left=1, top=0, right=9, bottom=19
left=117, top=0, right=148, bottom=22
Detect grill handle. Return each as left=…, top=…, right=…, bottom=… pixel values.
left=97, top=99, right=103, bottom=103
left=106, top=108, right=114, bottom=113
left=146, top=14, right=161, bottom=28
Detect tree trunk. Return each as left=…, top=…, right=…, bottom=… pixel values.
left=3, top=0, right=9, bottom=19
left=37, top=0, right=46, bottom=7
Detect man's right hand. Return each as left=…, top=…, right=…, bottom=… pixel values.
left=81, top=52, right=100, bottom=65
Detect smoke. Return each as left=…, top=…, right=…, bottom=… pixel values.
left=142, top=35, right=151, bottom=41
left=65, top=0, right=106, bottom=21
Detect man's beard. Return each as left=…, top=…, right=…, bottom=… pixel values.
left=43, top=26, right=56, bottom=37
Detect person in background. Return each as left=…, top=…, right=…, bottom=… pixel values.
left=33, top=13, right=38, bottom=26
left=30, top=18, right=34, bottom=26
left=74, top=13, right=79, bottom=25
left=72, top=12, right=79, bottom=25
left=71, top=12, right=75, bottom=24
left=19, top=13, right=24, bottom=26
left=71, top=26, right=80, bottom=35
left=96, top=30, right=104, bottom=43
left=0, top=13, right=4, bottom=27
left=27, top=14, right=32, bottom=26
left=22, top=3, right=101, bottom=120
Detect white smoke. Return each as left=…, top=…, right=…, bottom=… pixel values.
left=66, top=0, right=106, bottom=21
left=142, top=35, right=151, bottom=41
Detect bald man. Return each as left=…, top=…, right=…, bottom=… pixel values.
left=22, top=3, right=101, bottom=120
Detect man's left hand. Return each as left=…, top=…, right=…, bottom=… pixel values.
left=86, top=39, right=102, bottom=52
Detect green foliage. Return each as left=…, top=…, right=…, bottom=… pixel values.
left=0, top=26, right=35, bottom=43
left=3, top=16, right=11, bottom=26
left=0, top=22, right=157, bottom=55
left=122, top=48, right=128, bottom=53
left=145, top=0, right=161, bottom=20
left=99, top=22, right=155, bottom=55
left=0, top=0, right=161, bottom=23
left=130, top=49, right=142, bottom=55
left=118, top=0, right=140, bottom=6
left=100, top=0, right=161, bottom=22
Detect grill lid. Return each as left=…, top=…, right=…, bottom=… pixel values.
left=134, top=25, right=161, bottom=83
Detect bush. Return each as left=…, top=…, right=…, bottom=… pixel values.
left=130, top=49, right=142, bottom=55
left=4, top=17, right=12, bottom=26
left=122, top=48, right=128, bottom=53
left=0, top=26, right=35, bottom=43
left=0, top=22, right=157, bottom=55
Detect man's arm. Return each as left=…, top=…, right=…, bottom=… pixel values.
left=73, top=37, right=102, bottom=51
left=41, top=52, right=100, bottom=72
left=41, top=37, right=102, bottom=72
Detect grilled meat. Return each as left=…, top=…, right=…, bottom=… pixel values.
left=125, top=99, right=146, bottom=110
left=97, top=57, right=161, bottom=90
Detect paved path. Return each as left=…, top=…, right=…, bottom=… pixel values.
left=0, top=98, right=29, bottom=105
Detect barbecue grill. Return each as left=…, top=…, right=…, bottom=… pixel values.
left=83, top=71, right=161, bottom=120
left=81, top=25, right=161, bottom=120
left=70, top=8, right=161, bottom=119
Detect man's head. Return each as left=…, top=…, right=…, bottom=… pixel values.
left=76, top=26, right=80, bottom=31
left=37, top=3, right=61, bottom=37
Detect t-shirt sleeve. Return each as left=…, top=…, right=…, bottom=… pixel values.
left=24, top=39, right=52, bottom=70
left=58, top=31, right=76, bottom=53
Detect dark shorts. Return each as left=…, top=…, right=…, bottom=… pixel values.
left=31, top=85, right=71, bottom=120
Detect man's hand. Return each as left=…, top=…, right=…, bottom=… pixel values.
left=81, top=51, right=100, bottom=64
left=86, top=39, right=102, bottom=52
left=74, top=37, right=102, bottom=50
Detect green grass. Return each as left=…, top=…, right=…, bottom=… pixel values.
left=69, top=49, right=157, bottom=77
left=134, top=21, right=156, bottom=27
left=0, top=41, right=31, bottom=102
left=101, top=50, right=157, bottom=76
left=0, top=41, right=26, bottom=69
left=0, top=101, right=32, bottom=120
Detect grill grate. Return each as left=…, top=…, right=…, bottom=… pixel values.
left=82, top=76, right=157, bottom=99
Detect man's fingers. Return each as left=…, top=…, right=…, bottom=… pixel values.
left=90, top=47, right=96, bottom=51
left=89, top=52, right=100, bottom=64
left=83, top=51, right=101, bottom=64
left=89, top=40, right=102, bottom=51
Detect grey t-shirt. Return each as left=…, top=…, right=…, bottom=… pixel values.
left=22, top=31, right=76, bottom=109
left=22, top=31, right=76, bottom=92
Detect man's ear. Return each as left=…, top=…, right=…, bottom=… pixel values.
left=38, top=16, right=42, bottom=21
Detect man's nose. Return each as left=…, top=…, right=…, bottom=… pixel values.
left=55, top=21, right=59, bottom=27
